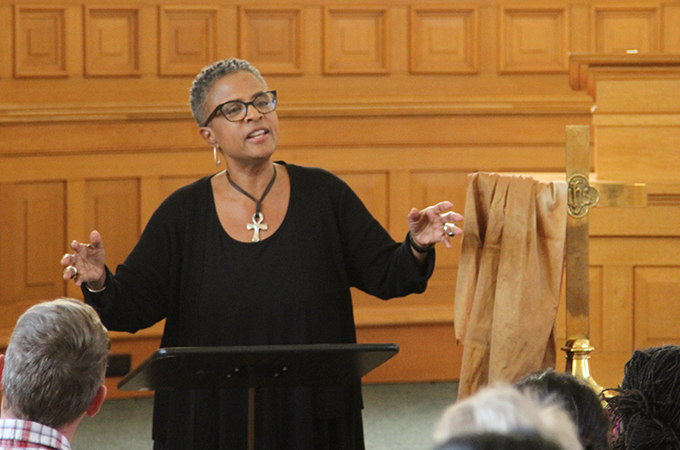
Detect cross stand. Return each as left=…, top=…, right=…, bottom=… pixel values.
left=117, top=343, right=399, bottom=450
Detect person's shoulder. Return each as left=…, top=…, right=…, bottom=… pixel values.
left=282, top=162, right=347, bottom=188
left=161, top=175, right=211, bottom=205
left=151, top=175, right=212, bottom=221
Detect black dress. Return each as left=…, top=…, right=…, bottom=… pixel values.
left=85, top=162, right=435, bottom=450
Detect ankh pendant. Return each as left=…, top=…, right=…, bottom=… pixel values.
left=246, top=212, right=268, bottom=242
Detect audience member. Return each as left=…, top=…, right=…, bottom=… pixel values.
left=433, top=385, right=583, bottom=450
left=435, top=432, right=564, bottom=450
left=517, top=369, right=611, bottom=450
left=0, top=298, right=110, bottom=449
left=605, top=345, right=680, bottom=450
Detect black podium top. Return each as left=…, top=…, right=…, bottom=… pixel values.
left=118, top=343, right=399, bottom=391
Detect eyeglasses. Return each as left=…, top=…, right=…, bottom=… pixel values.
left=203, top=90, right=277, bottom=127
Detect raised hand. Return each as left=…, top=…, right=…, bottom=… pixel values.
left=61, top=230, right=107, bottom=289
left=408, top=201, right=464, bottom=250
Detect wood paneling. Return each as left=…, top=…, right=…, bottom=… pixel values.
left=2, top=0, right=679, bottom=395
left=323, top=6, right=389, bottom=74
left=634, top=267, right=680, bottom=349
left=499, top=5, right=569, bottom=73
left=159, top=6, right=220, bottom=76
left=85, top=7, right=140, bottom=76
left=0, top=182, right=66, bottom=331
left=14, top=6, right=69, bottom=77
left=239, top=6, right=303, bottom=75
left=592, top=4, right=661, bottom=53
left=85, top=179, right=141, bottom=270
left=409, top=5, right=479, bottom=74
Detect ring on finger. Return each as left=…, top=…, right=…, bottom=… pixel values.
left=444, top=223, right=456, bottom=237
left=63, top=265, right=78, bottom=279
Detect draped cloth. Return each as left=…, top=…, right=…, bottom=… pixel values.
left=454, top=172, right=568, bottom=399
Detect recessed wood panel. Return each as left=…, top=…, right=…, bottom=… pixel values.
left=592, top=5, right=660, bottom=53
left=239, top=7, right=302, bottom=75
left=410, top=6, right=478, bottom=74
left=323, top=7, right=389, bottom=74
left=159, top=6, right=218, bottom=76
left=85, top=179, right=140, bottom=271
left=14, top=6, right=67, bottom=77
left=0, top=182, right=66, bottom=333
left=85, top=7, right=140, bottom=76
left=500, top=6, right=569, bottom=73
left=634, top=267, right=680, bottom=348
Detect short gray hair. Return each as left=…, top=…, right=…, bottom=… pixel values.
left=189, top=58, right=267, bottom=126
left=2, top=298, right=110, bottom=429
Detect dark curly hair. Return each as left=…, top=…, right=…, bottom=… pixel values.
left=605, top=346, right=680, bottom=450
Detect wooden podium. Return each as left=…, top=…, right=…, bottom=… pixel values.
left=566, top=54, right=680, bottom=390
left=569, top=53, right=680, bottom=184
left=118, top=343, right=399, bottom=450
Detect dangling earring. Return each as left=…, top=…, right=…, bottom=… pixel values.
left=214, top=147, right=221, bottom=167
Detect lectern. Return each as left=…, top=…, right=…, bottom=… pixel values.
left=118, top=343, right=399, bottom=450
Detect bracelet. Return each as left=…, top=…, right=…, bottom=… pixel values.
left=408, top=232, right=434, bottom=253
left=85, top=283, right=106, bottom=293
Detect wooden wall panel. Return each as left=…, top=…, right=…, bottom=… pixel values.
left=409, top=5, right=479, bottom=74
left=84, top=7, right=140, bottom=76
left=592, top=4, right=661, bottom=53
left=159, top=6, right=220, bottom=76
left=500, top=5, right=569, bottom=73
left=323, top=6, right=389, bottom=74
left=3, top=0, right=679, bottom=393
left=634, top=267, right=680, bottom=349
left=239, top=6, right=303, bottom=74
left=0, top=182, right=66, bottom=335
left=14, top=6, right=69, bottom=77
left=85, top=179, right=141, bottom=271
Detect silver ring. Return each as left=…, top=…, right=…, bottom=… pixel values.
left=64, top=265, right=78, bottom=279
left=444, top=223, right=456, bottom=237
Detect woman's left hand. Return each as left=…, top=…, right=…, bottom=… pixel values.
left=408, top=201, right=464, bottom=250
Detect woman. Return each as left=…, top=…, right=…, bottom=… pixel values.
left=61, top=58, right=464, bottom=450
left=605, top=345, right=680, bottom=450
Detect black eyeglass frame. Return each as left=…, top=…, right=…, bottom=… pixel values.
left=202, top=90, right=277, bottom=127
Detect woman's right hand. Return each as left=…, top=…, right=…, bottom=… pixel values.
left=61, top=230, right=107, bottom=289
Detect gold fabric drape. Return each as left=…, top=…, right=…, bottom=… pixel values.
left=454, top=172, right=567, bottom=399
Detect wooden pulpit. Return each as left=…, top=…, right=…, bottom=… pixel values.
left=565, top=53, right=680, bottom=390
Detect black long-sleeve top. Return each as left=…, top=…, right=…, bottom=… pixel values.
left=85, top=162, right=435, bottom=450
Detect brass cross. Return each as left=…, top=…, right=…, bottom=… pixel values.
left=563, top=125, right=647, bottom=392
